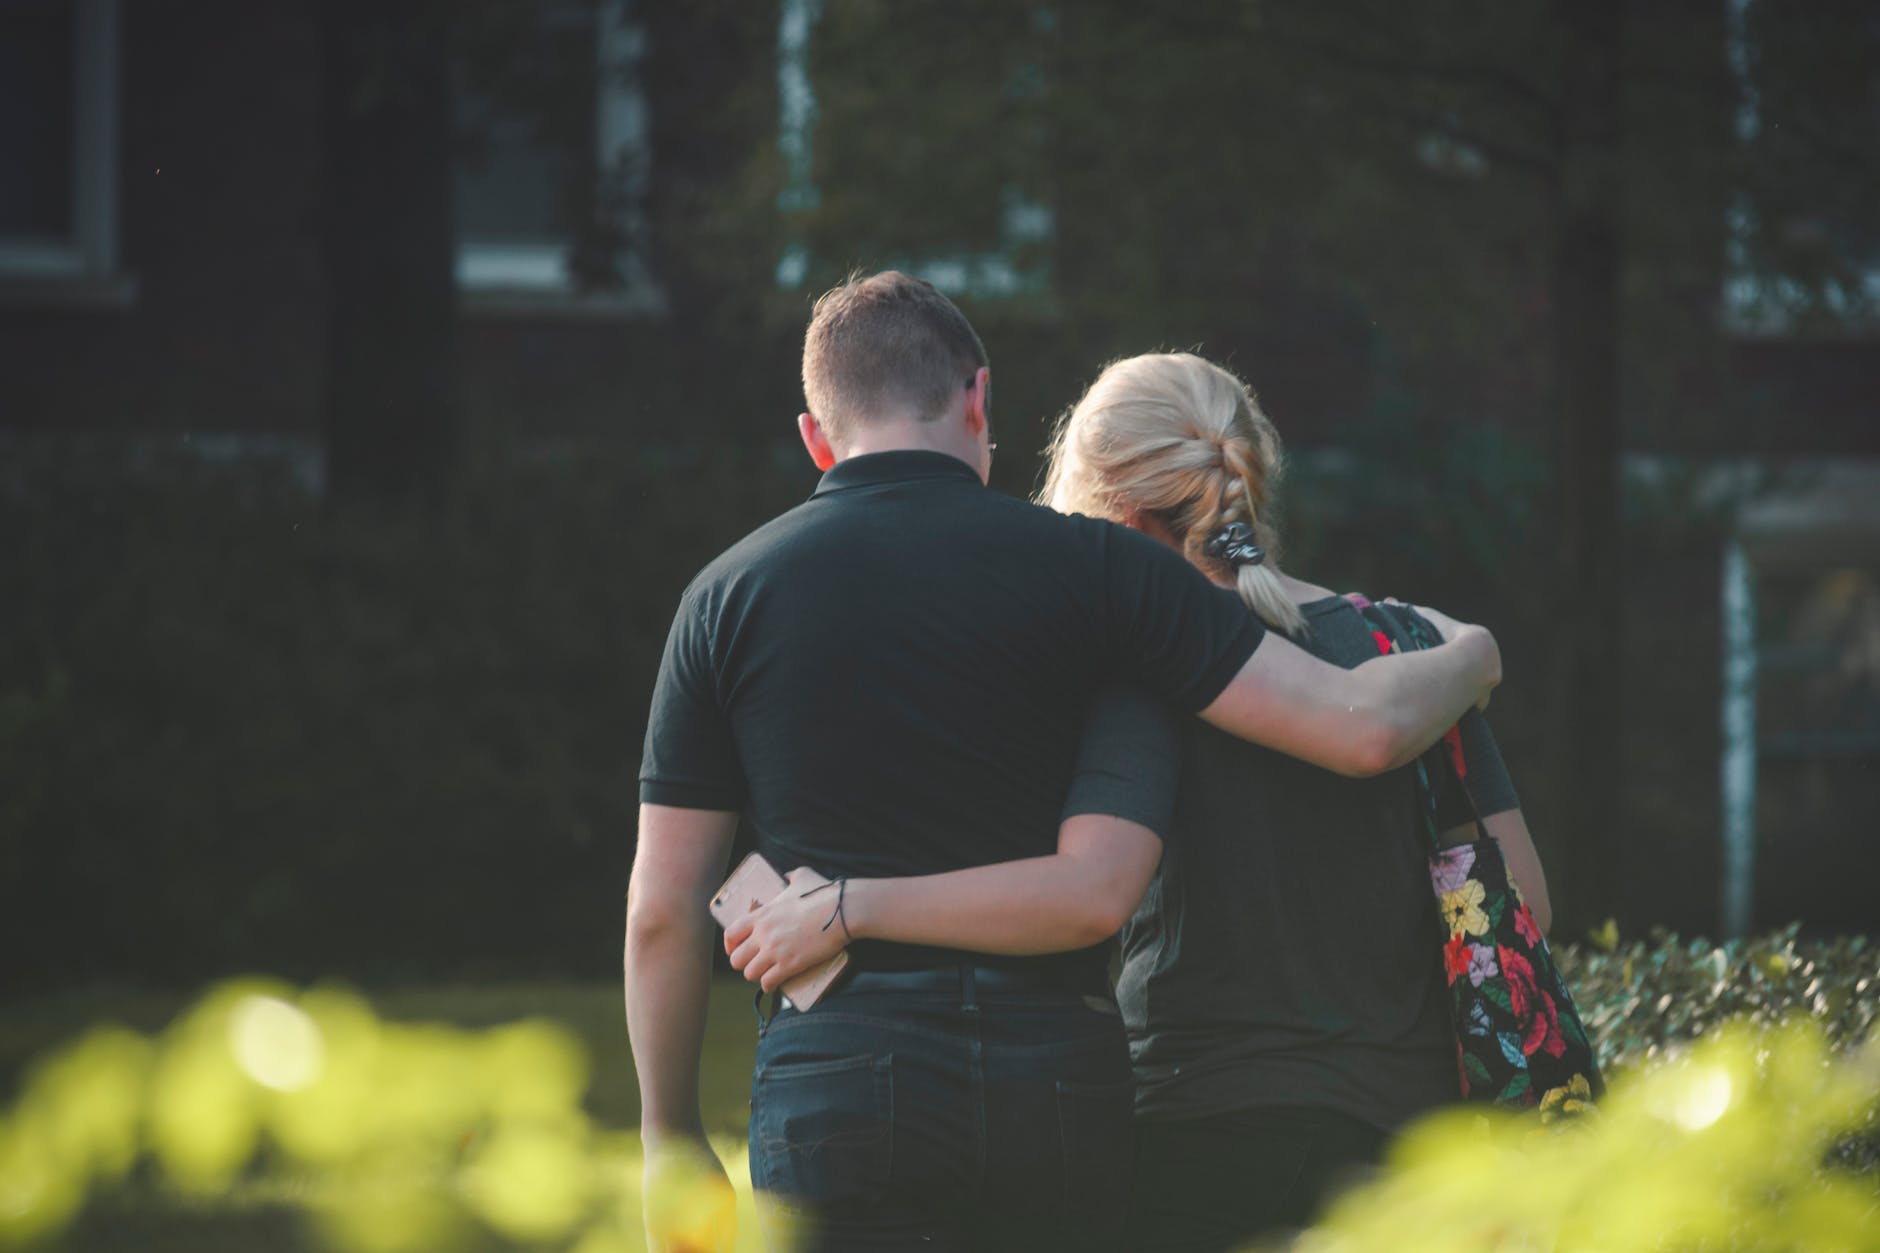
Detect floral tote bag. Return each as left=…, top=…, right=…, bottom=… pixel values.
left=1349, top=595, right=1604, bottom=1118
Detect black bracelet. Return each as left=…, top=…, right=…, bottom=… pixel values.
left=803, top=876, right=854, bottom=943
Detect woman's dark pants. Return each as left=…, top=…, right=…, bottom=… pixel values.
left=748, top=967, right=1133, bottom=1252
left=1128, top=1106, right=1388, bottom=1253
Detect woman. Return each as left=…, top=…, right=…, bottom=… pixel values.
left=728, top=352, right=1550, bottom=1250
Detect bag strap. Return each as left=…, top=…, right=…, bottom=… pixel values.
left=1343, top=594, right=1490, bottom=851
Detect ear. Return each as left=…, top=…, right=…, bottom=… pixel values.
left=1127, top=509, right=1182, bottom=550
left=797, top=412, right=837, bottom=471
left=963, top=366, right=991, bottom=437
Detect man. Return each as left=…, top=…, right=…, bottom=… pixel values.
left=627, top=271, right=1500, bottom=1250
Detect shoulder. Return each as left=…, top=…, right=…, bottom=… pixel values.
left=664, top=511, right=812, bottom=638
left=971, top=496, right=1180, bottom=575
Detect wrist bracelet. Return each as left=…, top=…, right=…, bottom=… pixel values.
left=804, top=876, right=854, bottom=943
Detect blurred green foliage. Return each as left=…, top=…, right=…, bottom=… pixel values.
left=0, top=929, right=1873, bottom=1251
left=1298, top=1021, right=1880, bottom=1252
left=1295, top=923, right=1880, bottom=1251
left=0, top=979, right=766, bottom=1253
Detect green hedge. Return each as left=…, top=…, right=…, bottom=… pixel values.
left=0, top=431, right=1777, bottom=988
left=0, top=443, right=813, bottom=990
left=1559, top=924, right=1879, bottom=1176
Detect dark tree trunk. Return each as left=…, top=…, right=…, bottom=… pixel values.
left=1551, top=0, right=1626, bottom=931
left=319, top=0, right=459, bottom=505
left=639, top=0, right=786, bottom=437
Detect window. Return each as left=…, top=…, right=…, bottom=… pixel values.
left=0, top=0, right=129, bottom=301
left=1720, top=459, right=1880, bottom=936
left=1722, top=0, right=1880, bottom=335
left=452, top=0, right=661, bottom=314
left=773, top=0, right=1057, bottom=303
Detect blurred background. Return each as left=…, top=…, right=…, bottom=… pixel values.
left=1, top=0, right=1877, bottom=1000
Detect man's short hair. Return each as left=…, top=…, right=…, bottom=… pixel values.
left=802, top=271, right=989, bottom=438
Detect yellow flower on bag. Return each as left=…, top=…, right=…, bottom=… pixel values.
left=1439, top=880, right=1489, bottom=938
left=1539, top=1073, right=1593, bottom=1123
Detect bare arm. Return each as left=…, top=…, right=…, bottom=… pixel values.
left=1199, top=610, right=1500, bottom=779
left=624, top=803, right=738, bottom=1145
left=1441, top=809, right=1552, bottom=934
left=724, top=813, right=1161, bottom=992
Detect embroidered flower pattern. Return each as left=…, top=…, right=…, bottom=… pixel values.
left=1440, top=880, right=1490, bottom=938
left=1430, top=845, right=1476, bottom=895
left=1431, top=838, right=1597, bottom=1112
left=1351, top=594, right=1601, bottom=1116
left=1444, top=933, right=1473, bottom=983
left=1540, top=1074, right=1594, bottom=1123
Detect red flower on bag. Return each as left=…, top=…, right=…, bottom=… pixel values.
left=1443, top=933, right=1472, bottom=983
left=1501, top=945, right=1565, bottom=1057
left=1514, top=902, right=1542, bottom=947
left=1443, top=724, right=1467, bottom=778
left=1526, top=991, right=1565, bottom=1058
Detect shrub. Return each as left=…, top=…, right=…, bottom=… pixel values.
left=0, top=930, right=1874, bottom=1252
left=0, top=443, right=811, bottom=989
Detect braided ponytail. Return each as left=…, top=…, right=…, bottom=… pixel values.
left=1214, top=434, right=1305, bottom=635
left=1039, top=353, right=1308, bottom=637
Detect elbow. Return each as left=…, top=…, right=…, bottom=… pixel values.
left=1066, top=916, right=1121, bottom=950
left=1338, top=715, right=1409, bottom=779
left=624, top=881, right=697, bottom=966
left=1075, top=889, right=1142, bottom=946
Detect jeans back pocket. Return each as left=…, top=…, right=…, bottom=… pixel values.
left=753, top=1053, right=894, bottom=1210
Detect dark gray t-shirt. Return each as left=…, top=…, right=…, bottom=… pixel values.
left=640, top=451, right=1264, bottom=983
left=1064, top=595, right=1519, bottom=1131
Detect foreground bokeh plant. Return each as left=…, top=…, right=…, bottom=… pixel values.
left=1290, top=1021, right=1880, bottom=1252
left=0, top=977, right=758, bottom=1252
left=0, top=931, right=1873, bottom=1253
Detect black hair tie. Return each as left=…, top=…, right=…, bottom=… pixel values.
left=1204, top=521, right=1266, bottom=568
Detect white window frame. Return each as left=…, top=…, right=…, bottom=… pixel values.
left=455, top=0, right=664, bottom=317
left=0, top=0, right=134, bottom=305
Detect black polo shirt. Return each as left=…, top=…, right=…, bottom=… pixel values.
left=639, top=450, right=1264, bottom=975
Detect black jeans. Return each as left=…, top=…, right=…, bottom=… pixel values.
left=748, top=968, right=1134, bottom=1252
left=1128, top=1106, right=1389, bottom=1253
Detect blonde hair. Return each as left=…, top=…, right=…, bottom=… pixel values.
left=1038, top=352, right=1307, bottom=636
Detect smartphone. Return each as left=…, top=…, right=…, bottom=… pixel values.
left=708, top=851, right=851, bottom=1011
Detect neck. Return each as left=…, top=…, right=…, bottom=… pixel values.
left=839, top=419, right=960, bottom=459
left=835, top=417, right=985, bottom=481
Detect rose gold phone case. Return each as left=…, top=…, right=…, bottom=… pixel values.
left=709, top=851, right=851, bottom=1010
